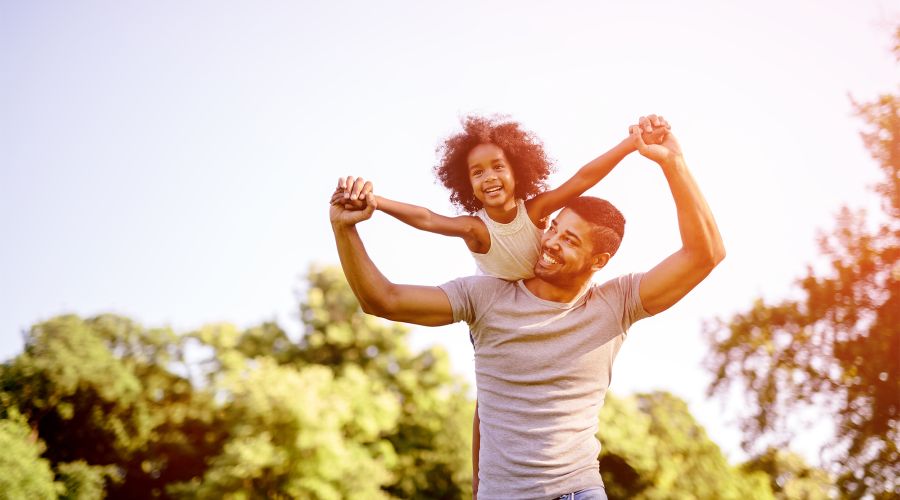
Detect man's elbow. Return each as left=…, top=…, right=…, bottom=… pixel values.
left=689, top=240, right=725, bottom=273
left=706, top=239, right=726, bottom=270
left=359, top=290, right=399, bottom=320
left=714, top=243, right=726, bottom=266
left=360, top=299, right=391, bottom=319
left=359, top=301, right=382, bottom=317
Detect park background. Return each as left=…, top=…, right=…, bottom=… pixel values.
left=1, top=1, right=897, bottom=498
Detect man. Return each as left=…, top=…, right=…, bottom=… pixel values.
left=330, top=116, right=725, bottom=500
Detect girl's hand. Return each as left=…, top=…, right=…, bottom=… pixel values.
left=341, top=175, right=374, bottom=202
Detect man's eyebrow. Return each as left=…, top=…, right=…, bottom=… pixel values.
left=563, top=228, right=582, bottom=245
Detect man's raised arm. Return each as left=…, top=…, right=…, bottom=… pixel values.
left=330, top=177, right=455, bottom=326
left=631, top=118, right=726, bottom=315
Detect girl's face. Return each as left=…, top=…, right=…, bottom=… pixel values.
left=467, top=143, right=517, bottom=211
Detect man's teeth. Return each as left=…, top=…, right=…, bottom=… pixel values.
left=542, top=253, right=558, bottom=265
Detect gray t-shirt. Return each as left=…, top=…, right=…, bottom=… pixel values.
left=439, top=273, right=650, bottom=500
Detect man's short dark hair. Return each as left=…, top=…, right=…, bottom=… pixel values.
left=566, top=197, right=625, bottom=257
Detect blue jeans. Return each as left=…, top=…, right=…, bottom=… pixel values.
left=555, top=487, right=608, bottom=500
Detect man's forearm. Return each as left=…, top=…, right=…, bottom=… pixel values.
left=659, top=157, right=725, bottom=263
left=331, top=222, right=393, bottom=315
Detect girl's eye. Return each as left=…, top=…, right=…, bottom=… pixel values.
left=472, top=170, right=482, bottom=177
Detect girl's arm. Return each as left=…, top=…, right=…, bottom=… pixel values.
left=376, top=195, right=490, bottom=254
left=525, top=116, right=669, bottom=225
left=340, top=176, right=490, bottom=253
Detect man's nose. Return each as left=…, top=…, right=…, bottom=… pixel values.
left=544, top=234, right=561, bottom=249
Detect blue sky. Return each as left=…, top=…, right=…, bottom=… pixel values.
left=2, top=0, right=898, bottom=462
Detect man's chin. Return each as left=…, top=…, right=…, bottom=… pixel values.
left=534, top=265, right=594, bottom=287
left=534, top=266, right=565, bottom=284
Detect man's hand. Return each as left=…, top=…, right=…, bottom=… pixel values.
left=631, top=114, right=682, bottom=165
left=330, top=176, right=377, bottom=228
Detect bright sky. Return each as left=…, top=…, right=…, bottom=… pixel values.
left=2, top=0, right=898, bottom=464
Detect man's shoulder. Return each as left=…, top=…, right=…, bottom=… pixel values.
left=438, top=275, right=520, bottom=308
left=442, top=274, right=518, bottom=291
left=588, top=272, right=651, bottom=325
left=589, top=272, right=644, bottom=298
left=437, top=275, right=519, bottom=324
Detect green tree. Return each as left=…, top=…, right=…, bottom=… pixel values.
left=296, top=265, right=474, bottom=499
left=168, top=356, right=400, bottom=499
left=0, top=411, right=61, bottom=499
left=598, top=391, right=773, bottom=499
left=0, top=314, right=226, bottom=498
left=704, top=30, right=899, bottom=498
left=741, top=448, right=833, bottom=500
left=56, top=461, right=118, bottom=500
left=1, top=265, right=476, bottom=499
left=173, top=265, right=474, bottom=499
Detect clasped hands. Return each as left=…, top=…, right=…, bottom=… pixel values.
left=630, top=114, right=682, bottom=165
left=330, top=176, right=376, bottom=227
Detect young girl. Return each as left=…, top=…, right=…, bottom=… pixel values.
left=337, top=113, right=668, bottom=497
left=339, top=114, right=668, bottom=281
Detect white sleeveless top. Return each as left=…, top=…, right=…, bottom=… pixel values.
left=471, top=199, right=543, bottom=280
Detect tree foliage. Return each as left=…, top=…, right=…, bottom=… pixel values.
left=598, top=391, right=775, bottom=499
left=741, top=448, right=833, bottom=500
left=169, top=361, right=400, bottom=499
left=0, top=411, right=60, bottom=499
left=0, top=265, right=475, bottom=499
left=297, top=266, right=474, bottom=499
left=704, top=32, right=900, bottom=498
left=0, top=265, right=841, bottom=498
left=0, top=314, right=224, bottom=498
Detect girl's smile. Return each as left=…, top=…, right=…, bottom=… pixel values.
left=467, top=143, right=517, bottom=215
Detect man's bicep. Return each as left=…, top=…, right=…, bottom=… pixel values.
left=384, top=284, right=456, bottom=327
left=639, top=250, right=713, bottom=315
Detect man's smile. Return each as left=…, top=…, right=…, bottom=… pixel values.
left=540, top=251, right=560, bottom=265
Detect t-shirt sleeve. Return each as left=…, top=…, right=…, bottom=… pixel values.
left=603, top=272, right=652, bottom=332
left=437, top=275, right=505, bottom=326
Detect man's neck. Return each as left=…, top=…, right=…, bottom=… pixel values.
left=523, top=275, right=592, bottom=303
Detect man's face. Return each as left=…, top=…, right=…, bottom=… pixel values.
left=534, top=208, right=606, bottom=286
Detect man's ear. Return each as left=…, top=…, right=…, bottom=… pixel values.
left=591, top=252, right=611, bottom=271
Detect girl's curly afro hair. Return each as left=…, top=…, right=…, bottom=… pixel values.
left=434, top=115, right=555, bottom=213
